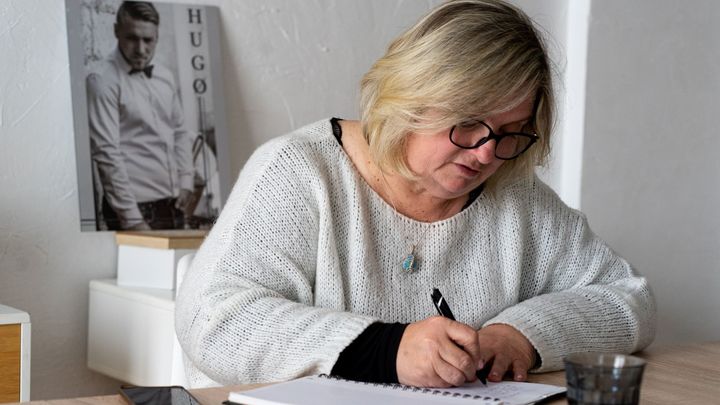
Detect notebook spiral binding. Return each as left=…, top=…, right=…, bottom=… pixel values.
left=318, top=374, right=501, bottom=402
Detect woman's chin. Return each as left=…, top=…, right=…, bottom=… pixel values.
left=438, top=181, right=483, bottom=199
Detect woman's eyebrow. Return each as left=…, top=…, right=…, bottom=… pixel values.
left=488, top=116, right=531, bottom=129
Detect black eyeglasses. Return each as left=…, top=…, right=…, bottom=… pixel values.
left=449, top=119, right=538, bottom=160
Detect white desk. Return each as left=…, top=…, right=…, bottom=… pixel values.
left=0, top=304, right=31, bottom=402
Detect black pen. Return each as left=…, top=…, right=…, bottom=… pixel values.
left=431, top=288, right=490, bottom=385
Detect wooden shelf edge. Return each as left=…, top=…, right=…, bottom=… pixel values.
left=115, top=230, right=208, bottom=249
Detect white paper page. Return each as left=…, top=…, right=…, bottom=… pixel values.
left=438, top=380, right=566, bottom=405
left=229, top=375, right=565, bottom=405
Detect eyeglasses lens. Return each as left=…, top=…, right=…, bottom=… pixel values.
left=451, top=121, right=488, bottom=147
left=496, top=135, right=530, bottom=159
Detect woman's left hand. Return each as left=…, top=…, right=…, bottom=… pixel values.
left=476, top=324, right=536, bottom=382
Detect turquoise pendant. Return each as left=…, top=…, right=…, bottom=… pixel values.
left=402, top=253, right=419, bottom=273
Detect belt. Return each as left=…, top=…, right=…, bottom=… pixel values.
left=138, top=197, right=177, bottom=209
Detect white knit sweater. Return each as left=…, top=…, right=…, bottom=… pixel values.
left=175, top=119, right=656, bottom=387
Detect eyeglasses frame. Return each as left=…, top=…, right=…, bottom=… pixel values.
left=448, top=120, right=539, bottom=160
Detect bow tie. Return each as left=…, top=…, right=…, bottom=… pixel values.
left=129, top=65, right=154, bottom=78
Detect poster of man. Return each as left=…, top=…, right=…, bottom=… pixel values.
left=65, top=0, right=231, bottom=231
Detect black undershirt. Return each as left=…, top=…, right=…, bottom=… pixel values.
left=329, top=118, right=484, bottom=383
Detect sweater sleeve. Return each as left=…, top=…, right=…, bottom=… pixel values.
left=174, top=135, right=377, bottom=385
left=483, top=176, right=656, bottom=372
left=331, top=322, right=408, bottom=383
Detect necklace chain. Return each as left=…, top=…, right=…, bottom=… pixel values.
left=379, top=170, right=431, bottom=273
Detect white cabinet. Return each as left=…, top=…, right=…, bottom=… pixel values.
left=87, top=231, right=203, bottom=386
left=87, top=279, right=188, bottom=386
left=115, top=231, right=203, bottom=290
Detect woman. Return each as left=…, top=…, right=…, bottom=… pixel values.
left=175, top=0, right=655, bottom=388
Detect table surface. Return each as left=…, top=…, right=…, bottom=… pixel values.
left=15, top=341, right=720, bottom=405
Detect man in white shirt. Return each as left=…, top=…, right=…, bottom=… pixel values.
left=87, top=1, right=193, bottom=230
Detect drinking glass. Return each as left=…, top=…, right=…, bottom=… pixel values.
left=564, top=352, right=646, bottom=405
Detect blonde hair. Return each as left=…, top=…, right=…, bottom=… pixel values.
left=360, top=0, right=555, bottom=192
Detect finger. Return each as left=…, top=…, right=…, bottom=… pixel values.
left=432, top=354, right=466, bottom=387
left=437, top=339, right=477, bottom=382
left=476, top=346, right=494, bottom=370
left=488, top=355, right=512, bottom=382
left=510, top=358, right=531, bottom=381
left=476, top=357, right=493, bottom=383
left=445, top=322, right=482, bottom=362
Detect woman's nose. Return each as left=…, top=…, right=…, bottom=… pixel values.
left=470, top=139, right=497, bottom=164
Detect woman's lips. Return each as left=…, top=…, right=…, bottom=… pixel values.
left=454, top=163, right=480, bottom=177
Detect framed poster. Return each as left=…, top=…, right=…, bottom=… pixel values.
left=65, top=0, right=231, bottom=231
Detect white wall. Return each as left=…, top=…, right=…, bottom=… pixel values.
left=582, top=0, right=720, bottom=343
left=510, top=0, right=589, bottom=210
left=510, top=0, right=570, bottom=202
left=0, top=0, right=123, bottom=399
left=0, top=0, right=573, bottom=399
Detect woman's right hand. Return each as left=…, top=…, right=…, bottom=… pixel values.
left=396, top=316, right=481, bottom=387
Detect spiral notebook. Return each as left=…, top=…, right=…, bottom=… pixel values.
left=227, top=374, right=565, bottom=405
